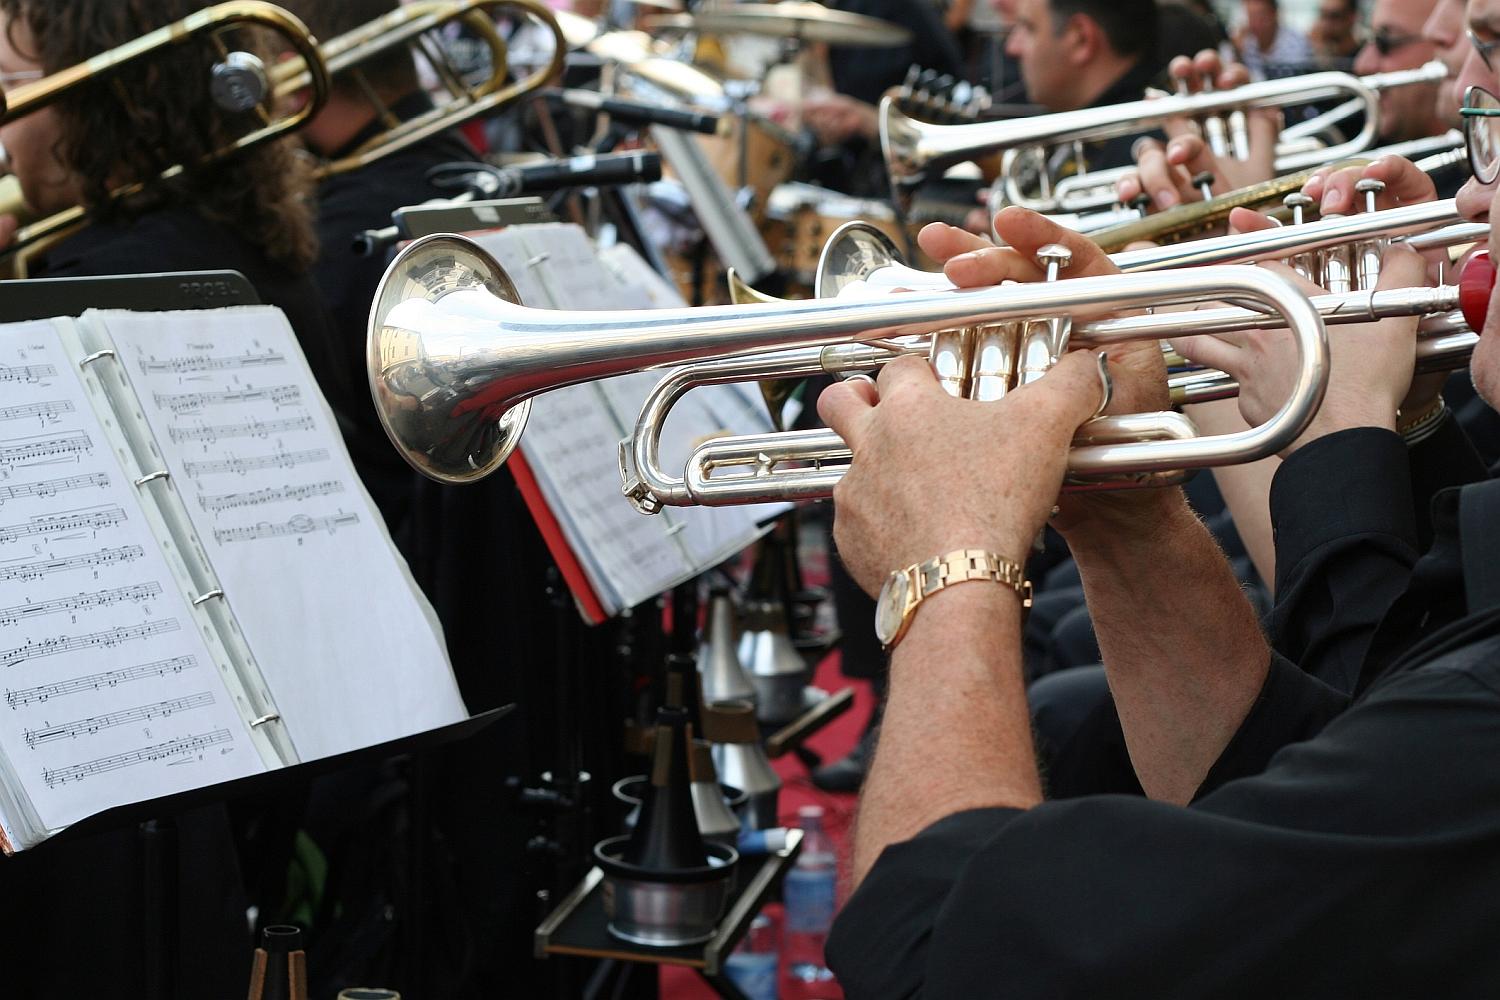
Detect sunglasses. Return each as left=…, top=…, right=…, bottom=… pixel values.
left=1371, top=29, right=1422, bottom=56
left=1462, top=85, right=1500, bottom=184
left=1470, top=28, right=1500, bottom=71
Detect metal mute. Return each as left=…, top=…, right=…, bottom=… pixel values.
left=689, top=739, right=743, bottom=846
left=698, top=587, right=756, bottom=705
left=737, top=600, right=810, bottom=726
left=702, top=700, right=781, bottom=831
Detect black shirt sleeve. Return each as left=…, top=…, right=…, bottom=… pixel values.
left=1267, top=428, right=1420, bottom=692
left=827, top=640, right=1500, bottom=999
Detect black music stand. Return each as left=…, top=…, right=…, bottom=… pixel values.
left=0, top=270, right=262, bottom=321
left=0, top=272, right=513, bottom=998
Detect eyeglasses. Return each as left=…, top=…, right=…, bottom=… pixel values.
left=1371, top=29, right=1422, bottom=56
left=1470, top=28, right=1500, bottom=71
left=1462, top=85, right=1500, bottom=184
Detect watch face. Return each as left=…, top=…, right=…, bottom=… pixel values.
left=875, top=570, right=910, bottom=646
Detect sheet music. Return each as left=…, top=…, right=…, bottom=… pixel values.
left=0, top=322, right=262, bottom=843
left=471, top=227, right=781, bottom=615
left=93, top=307, right=467, bottom=762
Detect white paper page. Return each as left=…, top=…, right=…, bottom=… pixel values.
left=94, top=308, right=466, bottom=762
left=467, top=225, right=779, bottom=614
left=0, top=322, right=262, bottom=840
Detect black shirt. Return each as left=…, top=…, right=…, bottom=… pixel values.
left=311, top=94, right=478, bottom=542
left=828, top=428, right=1500, bottom=997
left=825, top=0, right=965, bottom=107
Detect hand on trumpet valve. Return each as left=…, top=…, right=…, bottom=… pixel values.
left=1301, top=155, right=1437, bottom=217
left=1172, top=239, right=1429, bottom=457
left=1115, top=50, right=1279, bottom=213
left=817, top=350, right=1118, bottom=597
left=916, top=210, right=1175, bottom=535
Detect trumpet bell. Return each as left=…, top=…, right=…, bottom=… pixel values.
left=368, top=235, right=533, bottom=484
left=815, top=220, right=905, bottom=298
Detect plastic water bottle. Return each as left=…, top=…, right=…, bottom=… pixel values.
left=725, top=913, right=779, bottom=1000
left=782, top=805, right=839, bottom=996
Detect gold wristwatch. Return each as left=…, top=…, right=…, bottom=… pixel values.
left=874, top=548, right=1032, bottom=651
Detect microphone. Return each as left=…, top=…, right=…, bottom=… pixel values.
left=480, top=150, right=663, bottom=198
left=350, top=152, right=663, bottom=257
left=544, top=87, right=727, bottom=136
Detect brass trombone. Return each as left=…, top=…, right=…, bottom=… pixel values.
left=269, top=0, right=567, bottom=178
left=0, top=1, right=331, bottom=267
left=367, top=234, right=1329, bottom=509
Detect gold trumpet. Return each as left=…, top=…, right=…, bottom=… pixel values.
left=269, top=0, right=566, bottom=178
left=368, top=234, right=1329, bottom=510
left=0, top=1, right=331, bottom=270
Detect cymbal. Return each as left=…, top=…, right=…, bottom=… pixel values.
left=587, top=30, right=726, bottom=98
left=647, top=1, right=912, bottom=47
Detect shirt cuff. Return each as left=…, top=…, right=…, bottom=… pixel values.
left=1270, top=427, right=1415, bottom=595
left=827, top=807, right=1024, bottom=998
left=1194, top=652, right=1349, bottom=800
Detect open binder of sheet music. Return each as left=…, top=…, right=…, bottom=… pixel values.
left=0, top=308, right=464, bottom=852
left=469, top=224, right=786, bottom=619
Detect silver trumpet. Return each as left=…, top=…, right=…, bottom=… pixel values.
left=368, top=235, right=1328, bottom=509
left=882, top=61, right=1448, bottom=216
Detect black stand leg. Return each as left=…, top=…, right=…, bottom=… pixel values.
left=139, top=817, right=178, bottom=1000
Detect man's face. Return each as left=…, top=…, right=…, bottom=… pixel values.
left=1004, top=0, right=1074, bottom=111
left=1316, top=0, right=1357, bottom=44
left=1457, top=0, right=1500, bottom=406
left=1353, top=0, right=1441, bottom=141
left=0, top=17, right=73, bottom=216
left=1423, top=0, right=1467, bottom=122
left=1245, top=0, right=1278, bottom=39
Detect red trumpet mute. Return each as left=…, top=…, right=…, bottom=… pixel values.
left=1461, top=250, right=1495, bottom=334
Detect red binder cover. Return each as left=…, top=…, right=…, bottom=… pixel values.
left=508, top=448, right=610, bottom=625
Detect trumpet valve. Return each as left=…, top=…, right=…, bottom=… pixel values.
left=930, top=328, right=976, bottom=397
left=1353, top=178, right=1389, bottom=289
left=210, top=51, right=270, bottom=114
left=1036, top=243, right=1073, bottom=282
left=969, top=323, right=1022, bottom=400
left=1191, top=170, right=1215, bottom=203
left=1128, top=191, right=1152, bottom=219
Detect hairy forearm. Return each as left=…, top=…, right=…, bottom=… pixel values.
left=851, top=586, right=1039, bottom=888
left=1185, top=399, right=1280, bottom=589
left=1066, top=491, right=1270, bottom=804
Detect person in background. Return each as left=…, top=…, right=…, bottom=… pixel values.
left=1353, top=0, right=1446, bottom=142
left=1234, top=0, right=1318, bottom=78
left=277, top=0, right=480, bottom=550
left=1310, top=0, right=1364, bottom=68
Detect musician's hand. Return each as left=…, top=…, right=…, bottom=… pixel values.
left=1173, top=214, right=1427, bottom=455
left=1116, top=50, right=1279, bottom=211
left=818, top=350, right=1109, bottom=595
left=0, top=214, right=17, bottom=250
left=921, top=211, right=1178, bottom=537
left=1302, top=155, right=1438, bottom=215
left=803, top=92, right=879, bottom=143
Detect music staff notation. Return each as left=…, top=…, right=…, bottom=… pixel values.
left=0, top=400, right=73, bottom=424
left=198, top=479, right=345, bottom=514
left=153, top=384, right=301, bottom=415
left=0, top=363, right=56, bottom=385
left=0, top=431, right=93, bottom=467
left=6, top=655, right=198, bottom=709
left=1, top=619, right=182, bottom=669
left=24, top=691, right=216, bottom=749
left=0, top=473, right=110, bottom=507
left=0, top=506, right=127, bottom=545
left=213, top=511, right=360, bottom=544
left=184, top=449, right=328, bottom=478
left=0, top=581, right=162, bottom=628
left=0, top=544, right=145, bottom=583
left=168, top=414, right=315, bottom=445
left=42, top=728, right=234, bottom=787
left=140, top=350, right=284, bottom=375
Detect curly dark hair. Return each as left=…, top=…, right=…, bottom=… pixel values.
left=0, top=0, right=319, bottom=271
